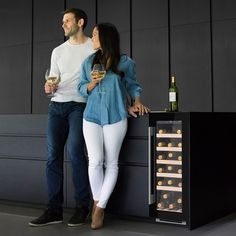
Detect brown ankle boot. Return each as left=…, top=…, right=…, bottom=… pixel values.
left=91, top=206, right=104, bottom=230
left=92, top=201, right=98, bottom=216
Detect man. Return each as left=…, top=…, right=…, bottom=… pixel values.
left=29, top=8, right=94, bottom=227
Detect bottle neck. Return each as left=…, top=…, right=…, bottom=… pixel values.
left=171, top=76, right=176, bottom=86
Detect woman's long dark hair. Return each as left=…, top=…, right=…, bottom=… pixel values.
left=92, top=23, right=124, bottom=77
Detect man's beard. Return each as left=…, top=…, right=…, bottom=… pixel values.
left=65, top=25, right=79, bottom=37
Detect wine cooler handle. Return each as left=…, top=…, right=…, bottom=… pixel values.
left=148, top=126, right=155, bottom=204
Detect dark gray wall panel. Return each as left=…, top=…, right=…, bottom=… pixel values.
left=0, top=159, right=48, bottom=204
left=133, top=29, right=169, bottom=110
left=107, top=165, right=149, bottom=217
left=0, top=0, right=32, bottom=47
left=33, top=0, right=64, bottom=43
left=0, top=45, right=31, bottom=114
left=97, top=0, right=130, bottom=55
left=171, top=23, right=211, bottom=111
left=170, top=0, right=210, bottom=25
left=212, top=0, right=236, bottom=21
left=33, top=0, right=64, bottom=114
left=0, top=115, right=47, bottom=135
left=0, top=137, right=46, bottom=160
left=133, top=0, right=168, bottom=30
left=32, top=41, right=62, bottom=114
left=213, top=20, right=236, bottom=111
left=66, top=0, right=96, bottom=36
left=132, top=0, right=168, bottom=111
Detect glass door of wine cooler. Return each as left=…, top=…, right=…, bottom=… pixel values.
left=149, top=118, right=186, bottom=225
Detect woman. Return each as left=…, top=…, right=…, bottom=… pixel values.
left=78, top=22, right=149, bottom=229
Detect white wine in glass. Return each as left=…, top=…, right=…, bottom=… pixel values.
left=91, top=64, right=106, bottom=93
left=45, top=69, right=61, bottom=97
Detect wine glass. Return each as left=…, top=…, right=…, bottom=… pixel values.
left=45, top=69, right=61, bottom=97
left=91, top=64, right=106, bottom=94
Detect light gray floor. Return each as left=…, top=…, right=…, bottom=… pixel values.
left=0, top=203, right=236, bottom=236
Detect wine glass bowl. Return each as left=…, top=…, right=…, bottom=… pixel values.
left=91, top=64, right=106, bottom=93
left=45, top=69, right=61, bottom=97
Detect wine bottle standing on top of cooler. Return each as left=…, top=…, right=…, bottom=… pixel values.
left=169, top=76, right=178, bottom=112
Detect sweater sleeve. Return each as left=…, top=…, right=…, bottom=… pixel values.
left=77, top=59, right=90, bottom=97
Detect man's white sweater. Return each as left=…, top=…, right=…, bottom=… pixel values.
left=50, top=38, right=94, bottom=103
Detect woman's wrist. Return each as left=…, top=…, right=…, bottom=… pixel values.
left=87, top=81, right=97, bottom=92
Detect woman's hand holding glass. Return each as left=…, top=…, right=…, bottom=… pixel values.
left=91, top=64, right=106, bottom=93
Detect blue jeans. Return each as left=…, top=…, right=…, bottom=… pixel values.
left=46, top=101, right=89, bottom=211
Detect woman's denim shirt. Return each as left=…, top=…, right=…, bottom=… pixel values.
left=78, top=54, right=142, bottom=126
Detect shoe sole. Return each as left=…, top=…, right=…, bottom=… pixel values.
left=67, top=222, right=86, bottom=227
left=67, top=214, right=89, bottom=227
left=28, top=220, right=63, bottom=227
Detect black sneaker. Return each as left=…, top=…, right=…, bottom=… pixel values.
left=29, top=208, right=63, bottom=227
left=67, top=206, right=89, bottom=227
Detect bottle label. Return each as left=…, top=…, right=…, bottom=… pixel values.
left=169, top=92, right=176, bottom=102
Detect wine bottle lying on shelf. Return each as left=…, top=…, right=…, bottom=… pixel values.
left=176, top=129, right=182, bottom=134
left=168, top=152, right=173, bottom=158
left=178, top=142, right=182, bottom=147
left=157, top=142, right=166, bottom=147
left=158, top=129, right=167, bottom=134
left=157, top=154, right=165, bottom=160
left=157, top=167, right=164, bottom=173
left=157, top=202, right=165, bottom=209
left=177, top=155, right=182, bottom=161
left=177, top=197, right=182, bottom=204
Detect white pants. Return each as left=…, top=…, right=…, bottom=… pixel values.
left=83, top=119, right=127, bottom=208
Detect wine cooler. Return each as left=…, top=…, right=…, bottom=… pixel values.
left=148, top=112, right=236, bottom=229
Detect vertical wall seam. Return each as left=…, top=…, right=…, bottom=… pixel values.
left=130, top=0, right=133, bottom=58
left=210, top=0, right=214, bottom=112
left=95, top=0, right=98, bottom=24
left=30, top=0, right=34, bottom=114
left=64, top=0, right=67, bottom=42
left=167, top=0, right=171, bottom=86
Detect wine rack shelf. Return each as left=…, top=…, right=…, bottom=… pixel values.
left=156, top=147, right=182, bottom=152
left=156, top=133, right=182, bottom=138
left=156, top=160, right=182, bottom=165
left=156, top=173, right=182, bottom=178
left=156, top=186, right=182, bottom=192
